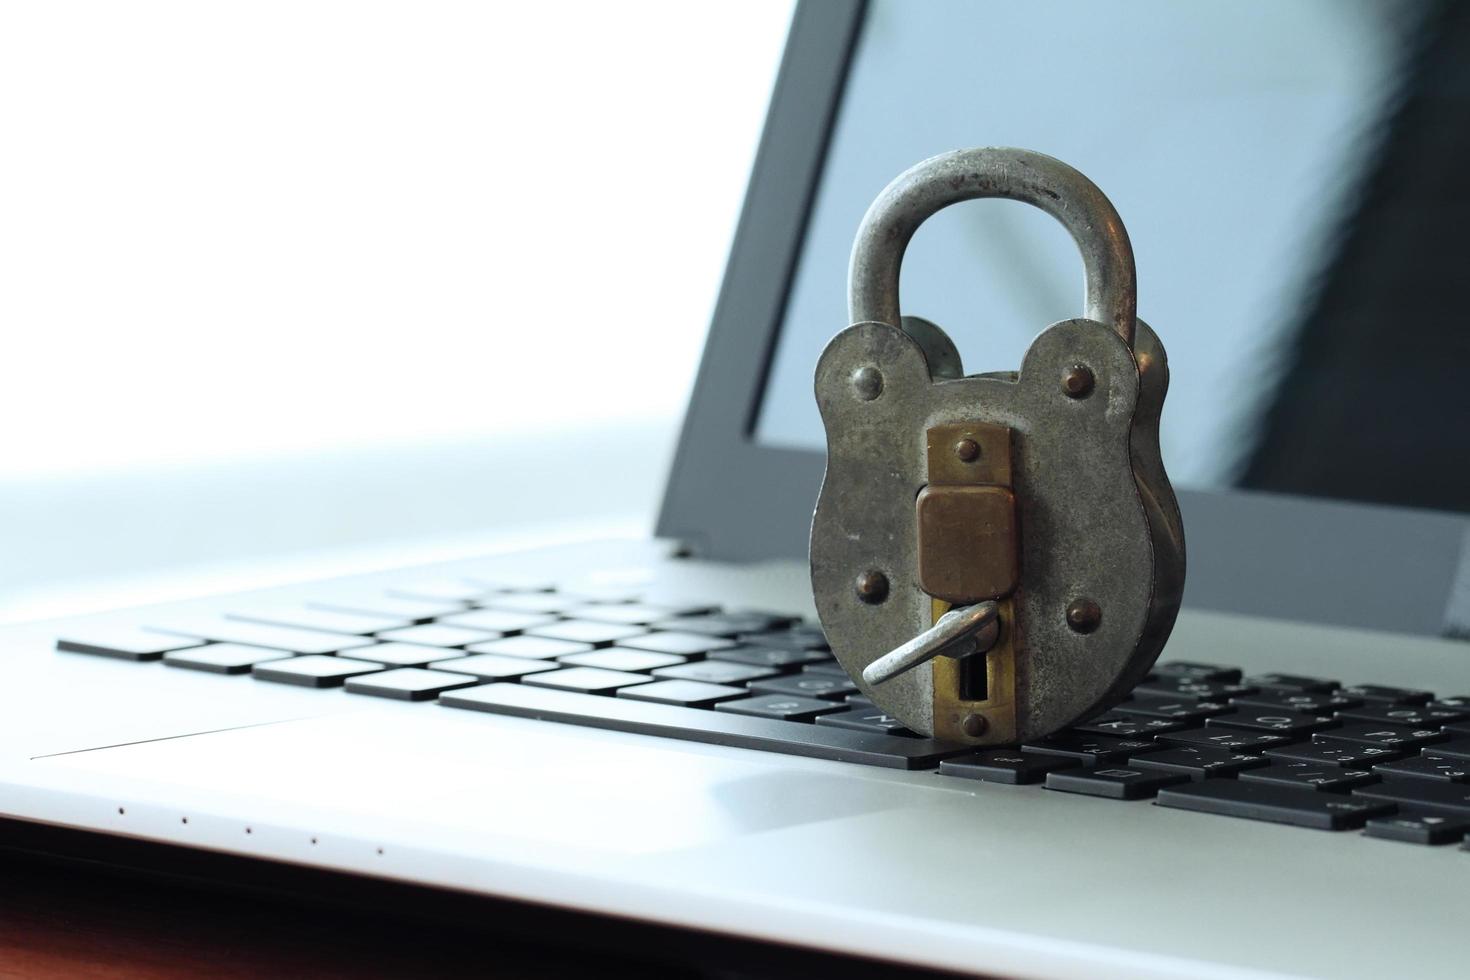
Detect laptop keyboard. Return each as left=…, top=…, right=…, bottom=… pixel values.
left=55, top=582, right=1470, bottom=850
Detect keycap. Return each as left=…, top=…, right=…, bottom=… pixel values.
left=648, top=613, right=793, bottom=637
left=1243, top=673, right=1339, bottom=694
left=558, top=649, right=687, bottom=672
left=1230, top=691, right=1363, bottom=715
left=441, top=683, right=967, bottom=769
left=1352, top=780, right=1470, bottom=817
left=845, top=693, right=875, bottom=707
left=344, top=667, right=481, bottom=701
left=525, top=621, right=649, bottom=647
left=1265, top=743, right=1403, bottom=768
left=1364, top=813, right=1470, bottom=846
left=747, top=673, right=858, bottom=701
left=477, top=592, right=590, bottom=614
left=227, top=606, right=407, bottom=636
left=1152, top=661, right=1243, bottom=683
left=148, top=619, right=378, bottom=656
left=1135, top=679, right=1256, bottom=702
left=1205, top=711, right=1339, bottom=737
left=708, top=646, right=830, bottom=669
left=1047, top=767, right=1189, bottom=800
left=651, top=661, right=779, bottom=685
left=1372, top=755, right=1470, bottom=783
left=1156, top=728, right=1291, bottom=753
left=801, top=660, right=854, bottom=677
left=374, top=624, right=495, bottom=649
left=736, top=626, right=829, bottom=651
left=310, top=595, right=462, bottom=623
left=162, top=643, right=291, bottom=674
left=1127, top=747, right=1268, bottom=781
left=1336, top=685, right=1432, bottom=706
left=387, top=579, right=487, bottom=603
left=1444, top=723, right=1470, bottom=738
left=435, top=609, right=557, bottom=635
left=559, top=603, right=710, bottom=626
left=1157, top=780, right=1395, bottom=830
left=615, top=680, right=747, bottom=708
left=815, top=707, right=915, bottom=736
left=57, top=628, right=205, bottom=662
left=1115, top=699, right=1231, bottom=722
left=1237, top=761, right=1379, bottom=793
left=1335, top=703, right=1470, bottom=728
left=252, top=655, right=385, bottom=687
left=427, top=653, right=562, bottom=680
left=348, top=642, right=457, bottom=667
left=938, top=750, right=1080, bottom=785
left=463, top=636, right=592, bottom=660
left=614, top=631, right=738, bottom=656
left=714, top=694, right=846, bottom=722
left=1313, top=724, right=1447, bottom=750
left=1022, top=733, right=1164, bottom=766
left=520, top=667, right=656, bottom=695
left=1428, top=737, right=1470, bottom=761
left=1072, top=712, right=1185, bottom=738
left=1430, top=696, right=1470, bottom=710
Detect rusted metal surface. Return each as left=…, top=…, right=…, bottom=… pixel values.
left=916, top=486, right=1018, bottom=603
left=810, top=147, right=1185, bottom=746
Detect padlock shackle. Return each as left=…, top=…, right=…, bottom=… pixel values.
left=849, top=147, right=1137, bottom=348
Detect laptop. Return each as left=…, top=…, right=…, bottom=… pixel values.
left=6, top=1, right=1470, bottom=977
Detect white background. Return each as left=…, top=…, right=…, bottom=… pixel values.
left=0, top=1, right=793, bottom=619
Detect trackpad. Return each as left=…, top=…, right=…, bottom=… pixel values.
left=38, top=709, right=920, bottom=855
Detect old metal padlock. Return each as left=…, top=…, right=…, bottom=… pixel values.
left=810, top=147, right=1185, bottom=746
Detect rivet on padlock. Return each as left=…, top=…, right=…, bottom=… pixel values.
left=809, top=147, right=1186, bottom=746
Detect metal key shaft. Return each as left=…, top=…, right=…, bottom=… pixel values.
left=861, top=602, right=999, bottom=687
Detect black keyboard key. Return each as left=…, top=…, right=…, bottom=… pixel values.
left=464, top=636, right=593, bottom=660
left=1430, top=696, right=1470, bottom=710
left=1230, top=691, right=1364, bottom=715
left=649, top=613, right=793, bottom=637
left=440, top=683, right=967, bottom=769
left=344, top=667, right=481, bottom=701
left=558, top=649, right=687, bottom=672
left=524, top=621, right=649, bottom=647
left=1022, top=733, right=1164, bottom=766
left=651, top=661, right=779, bottom=685
left=1135, top=679, right=1256, bottom=702
left=1156, top=728, right=1292, bottom=753
left=150, top=618, right=378, bottom=655
left=1335, top=703, right=1470, bottom=728
left=1313, top=724, right=1448, bottom=750
left=1352, top=780, right=1470, bottom=817
left=427, top=653, right=561, bottom=681
left=58, top=628, right=205, bottom=662
left=714, top=694, right=846, bottom=722
left=1128, top=747, right=1268, bottom=781
left=815, top=707, right=915, bottom=736
left=1156, top=780, right=1394, bottom=830
left=736, top=627, right=829, bottom=651
left=1237, top=761, right=1379, bottom=793
left=1364, top=813, right=1470, bottom=846
left=1205, top=710, right=1339, bottom=737
left=252, top=655, right=385, bottom=687
left=228, top=607, right=408, bottom=636
left=615, top=680, right=747, bottom=708
left=435, top=609, right=557, bottom=635
left=616, top=631, right=738, bottom=657
left=748, top=673, right=859, bottom=701
left=801, top=660, right=854, bottom=677
left=1445, top=722, right=1470, bottom=737
left=521, top=667, right=656, bottom=695
left=708, top=646, right=830, bottom=669
left=1115, top=699, right=1232, bottom=722
left=1265, top=743, right=1403, bottom=768
left=1336, top=685, right=1433, bottom=706
left=163, top=643, right=292, bottom=674
left=1071, top=712, right=1185, bottom=738
left=1046, top=767, right=1189, bottom=800
left=1423, top=737, right=1470, bottom=761
left=845, top=693, right=876, bottom=707
left=1152, top=661, right=1243, bottom=683
left=375, top=624, right=497, bottom=649
left=938, top=750, right=1080, bottom=785
left=1243, top=673, right=1339, bottom=694
left=1373, top=755, right=1470, bottom=783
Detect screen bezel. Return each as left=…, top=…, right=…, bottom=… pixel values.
left=655, top=0, right=1466, bottom=636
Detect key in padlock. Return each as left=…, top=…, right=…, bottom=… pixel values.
left=809, top=147, right=1186, bottom=746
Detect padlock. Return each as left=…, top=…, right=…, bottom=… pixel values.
left=809, top=147, right=1185, bottom=746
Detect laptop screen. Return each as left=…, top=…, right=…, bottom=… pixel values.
left=752, top=0, right=1469, bottom=515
